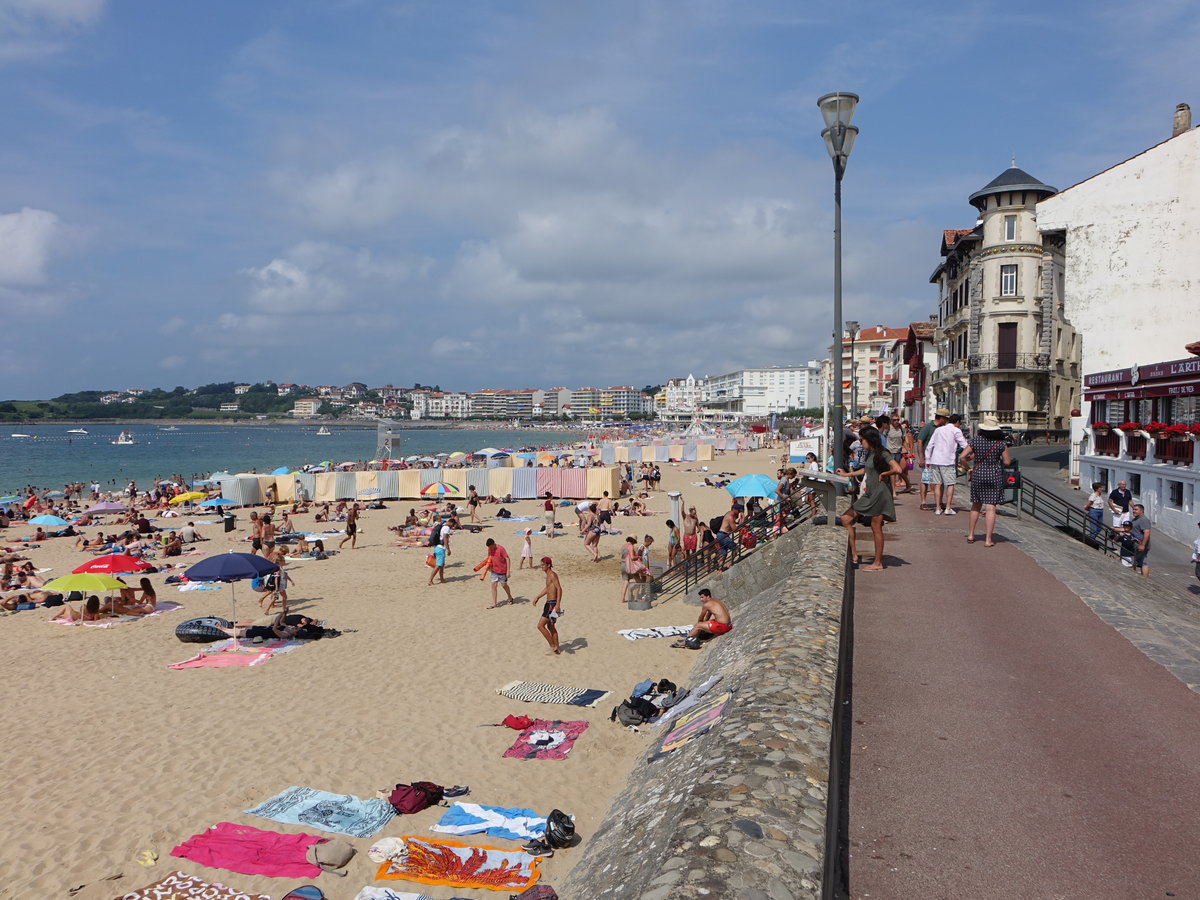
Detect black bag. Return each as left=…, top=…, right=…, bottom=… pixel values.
left=610, top=696, right=659, bottom=727
left=544, top=809, right=575, bottom=849
left=497, top=508, right=512, bottom=519
left=427, top=528, right=441, bottom=547
left=709, top=514, right=725, bottom=534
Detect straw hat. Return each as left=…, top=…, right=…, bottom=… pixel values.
left=978, top=414, right=1003, bottom=432
left=934, top=407, right=951, bottom=418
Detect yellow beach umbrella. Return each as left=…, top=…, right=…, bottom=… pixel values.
left=43, top=573, right=126, bottom=593
left=169, top=492, right=206, bottom=505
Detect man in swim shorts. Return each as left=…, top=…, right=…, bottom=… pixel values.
left=534, top=556, right=563, bottom=655
left=685, top=589, right=732, bottom=639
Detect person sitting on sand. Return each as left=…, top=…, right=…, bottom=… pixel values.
left=109, top=577, right=157, bottom=616
left=313, top=503, right=331, bottom=523
left=48, top=595, right=112, bottom=622
left=163, top=532, right=183, bottom=557
left=179, top=521, right=204, bottom=543
left=405, top=509, right=420, bottom=528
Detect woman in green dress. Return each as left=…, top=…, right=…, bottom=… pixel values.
left=836, top=426, right=903, bottom=570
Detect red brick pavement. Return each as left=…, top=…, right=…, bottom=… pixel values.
left=850, top=495, right=1200, bottom=899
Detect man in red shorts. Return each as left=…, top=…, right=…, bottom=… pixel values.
left=685, top=588, right=732, bottom=640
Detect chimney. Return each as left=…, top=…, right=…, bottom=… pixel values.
left=1173, top=103, right=1192, bottom=138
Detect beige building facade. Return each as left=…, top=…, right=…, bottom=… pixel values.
left=930, top=165, right=1080, bottom=436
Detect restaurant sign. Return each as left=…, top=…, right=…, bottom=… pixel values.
left=1085, top=357, right=1200, bottom=388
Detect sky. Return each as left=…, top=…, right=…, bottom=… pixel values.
left=3, top=0, right=1199, bottom=399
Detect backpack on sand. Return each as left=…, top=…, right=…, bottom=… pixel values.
left=610, top=696, right=659, bottom=727
left=389, top=780, right=444, bottom=815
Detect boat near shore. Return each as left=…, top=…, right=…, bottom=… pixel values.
left=67, top=428, right=88, bottom=435
left=11, top=433, right=32, bottom=438
left=112, top=430, right=137, bottom=445
left=316, top=426, right=332, bottom=436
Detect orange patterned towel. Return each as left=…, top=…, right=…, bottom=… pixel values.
left=374, top=835, right=540, bottom=892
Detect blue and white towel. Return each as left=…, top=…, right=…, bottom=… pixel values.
left=430, top=802, right=547, bottom=841
left=617, top=625, right=691, bottom=641
left=245, top=785, right=394, bottom=838
left=353, top=888, right=468, bottom=900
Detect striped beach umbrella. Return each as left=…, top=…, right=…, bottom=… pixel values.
left=420, top=481, right=459, bottom=498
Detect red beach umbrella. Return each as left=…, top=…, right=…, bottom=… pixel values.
left=73, top=554, right=153, bottom=575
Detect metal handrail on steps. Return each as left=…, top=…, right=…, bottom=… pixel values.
left=649, top=484, right=821, bottom=602
left=1017, top=475, right=1123, bottom=559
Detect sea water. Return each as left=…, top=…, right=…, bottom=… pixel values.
left=0, top=424, right=586, bottom=493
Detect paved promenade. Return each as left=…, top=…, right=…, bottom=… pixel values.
left=849, top=491, right=1200, bottom=898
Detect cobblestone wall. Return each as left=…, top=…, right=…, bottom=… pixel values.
left=559, top=524, right=850, bottom=899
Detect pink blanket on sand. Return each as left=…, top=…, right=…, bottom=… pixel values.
left=170, top=821, right=322, bottom=878
left=169, top=638, right=301, bottom=669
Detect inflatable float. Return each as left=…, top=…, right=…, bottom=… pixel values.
left=175, top=617, right=234, bottom=643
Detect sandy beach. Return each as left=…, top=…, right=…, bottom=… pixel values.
left=0, top=446, right=784, bottom=899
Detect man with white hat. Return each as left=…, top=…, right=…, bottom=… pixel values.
left=924, top=411, right=968, bottom=514
left=916, top=408, right=949, bottom=510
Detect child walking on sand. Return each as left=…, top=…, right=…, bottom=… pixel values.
left=519, top=528, right=534, bottom=569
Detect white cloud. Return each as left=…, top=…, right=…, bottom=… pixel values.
left=0, top=207, right=59, bottom=285
left=0, top=0, right=106, bottom=62
left=240, top=241, right=416, bottom=316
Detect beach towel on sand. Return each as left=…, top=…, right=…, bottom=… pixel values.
left=246, top=785, right=395, bottom=838
left=353, top=888, right=469, bottom=900
left=431, top=803, right=547, bottom=841
left=170, top=821, right=322, bottom=878
left=503, top=720, right=588, bottom=760
left=117, top=870, right=271, bottom=900
left=169, top=638, right=303, bottom=669
left=375, top=836, right=540, bottom=892
left=617, top=625, right=691, bottom=641
left=497, top=681, right=609, bottom=707
left=48, top=601, right=185, bottom=628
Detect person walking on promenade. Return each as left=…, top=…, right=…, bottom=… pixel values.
left=897, top=418, right=915, bottom=494
left=534, top=556, right=563, bottom=655
left=924, top=412, right=968, bottom=515
left=1191, top=522, right=1200, bottom=585
left=1108, top=479, right=1133, bottom=527
left=1083, top=482, right=1107, bottom=539
left=959, top=414, right=1012, bottom=547
left=1130, top=503, right=1152, bottom=576
left=836, top=425, right=902, bottom=571
left=915, top=409, right=947, bottom=510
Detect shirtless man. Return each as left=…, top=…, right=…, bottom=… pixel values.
left=340, top=504, right=359, bottom=550
left=534, top=556, right=563, bottom=655
left=249, top=511, right=263, bottom=556
left=596, top=491, right=614, bottom=531
left=681, top=505, right=699, bottom=558
left=675, top=589, right=732, bottom=646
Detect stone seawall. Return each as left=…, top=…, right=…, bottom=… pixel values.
left=560, top=524, right=851, bottom=899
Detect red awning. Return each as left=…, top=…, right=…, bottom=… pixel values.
left=1085, top=377, right=1200, bottom=402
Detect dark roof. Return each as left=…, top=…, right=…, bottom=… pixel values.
left=968, top=165, right=1056, bottom=207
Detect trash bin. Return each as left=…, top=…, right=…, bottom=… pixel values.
left=223, top=513, right=237, bottom=533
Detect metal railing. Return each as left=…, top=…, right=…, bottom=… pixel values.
left=649, top=484, right=821, bottom=601
left=1017, top=476, right=1123, bottom=559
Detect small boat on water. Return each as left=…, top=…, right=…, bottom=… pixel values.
left=67, top=428, right=88, bottom=435
left=112, top=430, right=137, bottom=445
left=316, top=426, right=332, bottom=436
left=11, top=433, right=31, bottom=438
left=159, top=426, right=179, bottom=431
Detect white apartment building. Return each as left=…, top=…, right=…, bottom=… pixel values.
left=661, top=375, right=704, bottom=413
left=292, top=398, right=320, bottom=417
left=702, top=365, right=822, bottom=418
left=598, top=386, right=644, bottom=416
left=1036, top=106, right=1199, bottom=542
left=411, top=390, right=472, bottom=419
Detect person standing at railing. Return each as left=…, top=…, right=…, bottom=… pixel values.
left=1083, top=483, right=1107, bottom=539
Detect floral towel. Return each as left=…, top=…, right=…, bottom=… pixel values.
left=502, top=719, right=588, bottom=760
left=246, top=785, right=395, bottom=838
left=117, top=870, right=271, bottom=900
left=374, top=836, right=540, bottom=892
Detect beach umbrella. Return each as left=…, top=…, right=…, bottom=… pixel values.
left=434, top=452, right=450, bottom=458
left=29, top=515, right=70, bottom=528
left=476, top=447, right=501, bottom=457
left=45, top=490, right=64, bottom=497
left=73, top=554, right=152, bottom=575
left=169, top=492, right=206, bottom=505
left=199, top=497, right=236, bottom=507
left=43, top=573, right=126, bottom=593
left=724, top=473, right=779, bottom=499
left=85, top=501, right=129, bottom=513
left=0, top=495, right=21, bottom=503
left=420, top=481, right=459, bottom=498
left=514, top=453, right=536, bottom=460
left=184, top=552, right=279, bottom=629
left=271, top=466, right=291, bottom=475
left=336, top=461, right=356, bottom=469
left=447, top=451, right=467, bottom=460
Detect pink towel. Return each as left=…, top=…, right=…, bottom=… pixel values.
left=170, top=821, right=322, bottom=878
left=169, top=650, right=274, bottom=669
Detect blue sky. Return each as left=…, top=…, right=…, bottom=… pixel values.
left=3, top=0, right=1198, bottom=398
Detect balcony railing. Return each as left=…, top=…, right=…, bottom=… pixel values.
left=974, top=409, right=1028, bottom=425
left=967, top=352, right=1048, bottom=371
left=1092, top=431, right=1120, bottom=457
left=1155, top=438, right=1195, bottom=466
left=1126, top=435, right=1147, bottom=460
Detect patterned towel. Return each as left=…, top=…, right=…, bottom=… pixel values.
left=375, top=836, right=540, bottom=892
left=497, top=680, right=610, bottom=707
left=617, top=625, right=691, bottom=641
left=431, top=802, right=547, bottom=841
left=353, top=888, right=448, bottom=900
left=503, top=719, right=588, bottom=760
left=47, top=601, right=185, bottom=629
left=245, top=785, right=395, bottom=838
left=118, top=870, right=271, bottom=900
left=168, top=639, right=303, bottom=670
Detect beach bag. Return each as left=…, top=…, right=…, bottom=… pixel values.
left=425, top=553, right=436, bottom=568
left=544, top=809, right=575, bottom=849
left=389, top=780, right=444, bottom=815
left=306, top=837, right=355, bottom=876
left=709, top=514, right=725, bottom=534
left=497, top=508, right=512, bottom=519
left=427, top=528, right=441, bottom=547
left=611, top=696, right=658, bottom=727
left=502, top=714, right=533, bottom=730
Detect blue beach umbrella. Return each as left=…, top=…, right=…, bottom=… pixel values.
left=0, top=495, right=21, bottom=503
left=30, top=515, right=71, bottom=528
left=199, top=498, right=237, bottom=507
left=723, top=473, right=779, bottom=500
left=271, top=466, right=291, bottom=475
left=184, top=551, right=280, bottom=625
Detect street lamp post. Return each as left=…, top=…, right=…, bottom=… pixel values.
left=845, top=319, right=859, bottom=420
left=818, top=92, right=859, bottom=476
